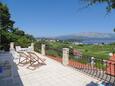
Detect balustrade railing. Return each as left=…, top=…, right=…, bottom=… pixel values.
left=69, top=50, right=115, bottom=85
left=45, top=45, right=62, bottom=62
left=38, top=43, right=115, bottom=85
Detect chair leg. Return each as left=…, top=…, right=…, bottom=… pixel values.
left=39, top=58, right=46, bottom=64
left=17, top=57, right=21, bottom=65
left=27, top=60, right=35, bottom=68
left=17, top=57, right=28, bottom=65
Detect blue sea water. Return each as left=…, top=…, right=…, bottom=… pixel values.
left=82, top=39, right=115, bottom=44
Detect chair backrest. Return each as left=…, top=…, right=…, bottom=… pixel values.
left=15, top=46, right=33, bottom=52
left=15, top=46, right=21, bottom=52
left=27, top=52, right=38, bottom=59
left=18, top=51, right=29, bottom=59
left=28, top=46, right=32, bottom=50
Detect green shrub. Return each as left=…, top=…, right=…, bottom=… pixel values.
left=46, top=49, right=62, bottom=58
left=34, top=42, right=42, bottom=53
left=15, top=36, right=31, bottom=47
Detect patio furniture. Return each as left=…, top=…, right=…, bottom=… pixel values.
left=17, top=51, right=30, bottom=65
left=17, top=51, right=46, bottom=69
left=27, top=51, right=46, bottom=65
left=15, top=46, right=22, bottom=52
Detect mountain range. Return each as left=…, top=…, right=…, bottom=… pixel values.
left=55, top=32, right=115, bottom=41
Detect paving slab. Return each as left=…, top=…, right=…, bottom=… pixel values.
left=14, top=53, right=101, bottom=86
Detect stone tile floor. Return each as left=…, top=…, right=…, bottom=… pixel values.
left=13, top=53, right=102, bottom=86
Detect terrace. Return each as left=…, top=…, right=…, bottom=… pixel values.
left=0, top=42, right=115, bottom=86
left=0, top=52, right=99, bottom=86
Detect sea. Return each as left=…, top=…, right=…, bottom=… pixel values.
left=82, top=39, right=115, bottom=44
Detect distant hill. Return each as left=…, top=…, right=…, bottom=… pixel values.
left=56, top=32, right=115, bottom=42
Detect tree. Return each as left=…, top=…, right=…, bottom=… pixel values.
left=0, top=2, right=15, bottom=50
left=82, top=0, right=115, bottom=12
left=13, top=28, right=25, bottom=36
left=25, top=34, right=35, bottom=41
left=0, top=2, right=14, bottom=31
left=0, top=2, right=36, bottom=51
left=16, top=36, right=32, bottom=47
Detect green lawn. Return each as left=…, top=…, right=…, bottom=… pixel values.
left=35, top=41, right=115, bottom=60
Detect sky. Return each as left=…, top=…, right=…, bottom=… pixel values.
left=1, top=0, right=115, bottom=37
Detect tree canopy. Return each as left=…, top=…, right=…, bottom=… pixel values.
left=0, top=2, right=14, bottom=31
left=0, top=2, right=35, bottom=51
left=82, top=0, right=115, bottom=12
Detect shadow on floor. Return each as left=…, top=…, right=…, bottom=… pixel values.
left=86, top=81, right=98, bottom=86
left=86, top=81, right=113, bottom=86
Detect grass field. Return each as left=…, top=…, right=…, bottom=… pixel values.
left=41, top=41, right=115, bottom=60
